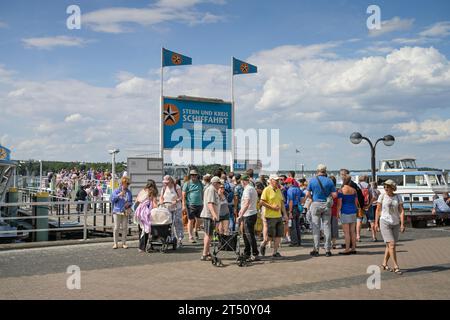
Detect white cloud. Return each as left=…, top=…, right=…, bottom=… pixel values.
left=83, top=0, right=225, bottom=33
left=394, top=119, right=450, bottom=143
left=2, top=42, right=450, bottom=165
left=369, top=17, right=414, bottom=37
left=22, top=36, right=91, bottom=49
left=419, top=21, right=450, bottom=38
left=65, top=113, right=86, bottom=123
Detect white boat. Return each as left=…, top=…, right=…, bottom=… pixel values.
left=352, top=158, right=449, bottom=208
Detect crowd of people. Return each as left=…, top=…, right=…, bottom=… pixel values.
left=42, top=167, right=118, bottom=207
left=110, top=164, right=409, bottom=274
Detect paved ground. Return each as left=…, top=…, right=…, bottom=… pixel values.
left=1, top=227, right=450, bottom=300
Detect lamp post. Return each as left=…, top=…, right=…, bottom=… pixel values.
left=108, top=149, right=120, bottom=193
left=350, top=132, right=395, bottom=183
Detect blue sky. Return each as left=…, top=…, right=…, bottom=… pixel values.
left=1, top=0, right=450, bottom=170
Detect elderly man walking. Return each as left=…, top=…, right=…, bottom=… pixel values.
left=259, top=174, right=288, bottom=258
left=305, top=165, right=337, bottom=257
left=200, top=176, right=221, bottom=261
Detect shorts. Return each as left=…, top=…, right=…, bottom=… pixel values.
left=266, top=217, right=284, bottom=238
left=331, top=216, right=339, bottom=239
left=366, top=206, right=375, bottom=222
left=218, top=215, right=229, bottom=222
left=380, top=219, right=400, bottom=243
left=340, top=213, right=357, bottom=224
left=187, top=205, right=203, bottom=220
left=203, top=218, right=216, bottom=236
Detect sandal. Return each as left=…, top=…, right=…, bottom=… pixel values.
left=380, top=264, right=392, bottom=271
left=393, top=267, right=403, bottom=275
left=200, top=254, right=212, bottom=261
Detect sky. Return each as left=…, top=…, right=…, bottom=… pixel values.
left=1, top=0, right=450, bottom=171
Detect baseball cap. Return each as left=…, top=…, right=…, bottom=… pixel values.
left=189, top=169, right=198, bottom=175
left=241, top=175, right=250, bottom=181
left=285, top=177, right=295, bottom=184
left=211, top=176, right=221, bottom=184
left=269, top=174, right=280, bottom=180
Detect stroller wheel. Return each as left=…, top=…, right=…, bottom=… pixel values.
left=211, top=256, right=217, bottom=266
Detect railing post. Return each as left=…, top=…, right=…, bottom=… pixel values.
left=6, top=188, right=18, bottom=226
left=36, top=192, right=49, bottom=242
left=83, top=201, right=88, bottom=241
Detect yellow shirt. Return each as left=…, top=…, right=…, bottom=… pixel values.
left=261, top=185, right=283, bottom=218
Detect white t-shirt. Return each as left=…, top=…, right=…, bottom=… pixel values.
left=241, top=185, right=258, bottom=217
left=377, top=193, right=403, bottom=225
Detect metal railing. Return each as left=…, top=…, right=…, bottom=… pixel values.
left=0, top=199, right=138, bottom=241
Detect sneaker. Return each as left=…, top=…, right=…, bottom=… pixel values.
left=112, top=244, right=118, bottom=249
left=250, top=255, right=261, bottom=262
left=260, top=244, right=266, bottom=257
left=122, top=244, right=128, bottom=249
left=272, top=252, right=282, bottom=258
left=310, top=250, right=319, bottom=257
left=325, top=251, right=332, bottom=257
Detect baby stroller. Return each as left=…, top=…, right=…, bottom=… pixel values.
left=211, top=223, right=248, bottom=267
left=147, top=205, right=177, bottom=253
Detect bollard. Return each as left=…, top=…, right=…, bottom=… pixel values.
left=6, top=188, right=18, bottom=226
left=35, top=192, right=49, bottom=242
left=83, top=201, right=88, bottom=240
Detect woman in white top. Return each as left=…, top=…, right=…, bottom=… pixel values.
left=375, top=180, right=405, bottom=275
left=160, top=175, right=184, bottom=248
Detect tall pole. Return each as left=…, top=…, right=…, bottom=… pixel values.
left=370, top=146, right=376, bottom=184
left=39, top=160, right=42, bottom=190
left=230, top=56, right=235, bottom=173
left=111, top=153, right=115, bottom=193
left=160, top=48, right=164, bottom=160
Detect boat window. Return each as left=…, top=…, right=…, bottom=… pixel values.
left=423, top=197, right=429, bottom=201
left=429, top=175, right=439, bottom=186
left=378, top=175, right=403, bottom=186
left=403, top=197, right=410, bottom=201
left=413, top=197, right=420, bottom=201
left=415, top=175, right=427, bottom=186
left=402, top=160, right=416, bottom=169
left=385, top=161, right=395, bottom=169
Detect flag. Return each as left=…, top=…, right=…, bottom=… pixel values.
left=162, top=48, right=192, bottom=67
left=233, top=57, right=257, bottom=75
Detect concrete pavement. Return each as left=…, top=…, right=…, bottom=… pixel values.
left=1, top=227, right=449, bottom=299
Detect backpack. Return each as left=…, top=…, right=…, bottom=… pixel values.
left=358, top=183, right=371, bottom=208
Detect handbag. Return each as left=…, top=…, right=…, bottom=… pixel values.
left=316, top=177, right=333, bottom=208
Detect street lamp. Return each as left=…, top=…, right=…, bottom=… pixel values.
left=108, top=149, right=120, bottom=193
left=350, top=132, right=395, bottom=183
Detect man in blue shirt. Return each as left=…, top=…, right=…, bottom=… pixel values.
left=432, top=192, right=450, bottom=226
left=305, top=164, right=337, bottom=257
left=286, top=177, right=304, bottom=246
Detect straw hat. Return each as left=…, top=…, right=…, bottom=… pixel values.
left=384, top=179, right=397, bottom=191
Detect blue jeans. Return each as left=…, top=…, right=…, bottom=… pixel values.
left=228, top=204, right=235, bottom=232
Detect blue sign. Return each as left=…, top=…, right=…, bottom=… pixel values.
left=163, top=97, right=232, bottom=150
left=0, top=145, right=11, bottom=162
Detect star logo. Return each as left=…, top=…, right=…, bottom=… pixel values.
left=0, top=148, right=7, bottom=160
left=163, top=104, right=180, bottom=126
left=240, top=63, right=249, bottom=73
left=172, top=53, right=182, bottom=65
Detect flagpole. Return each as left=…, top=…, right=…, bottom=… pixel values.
left=160, top=48, right=164, bottom=160
left=230, top=56, right=235, bottom=173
